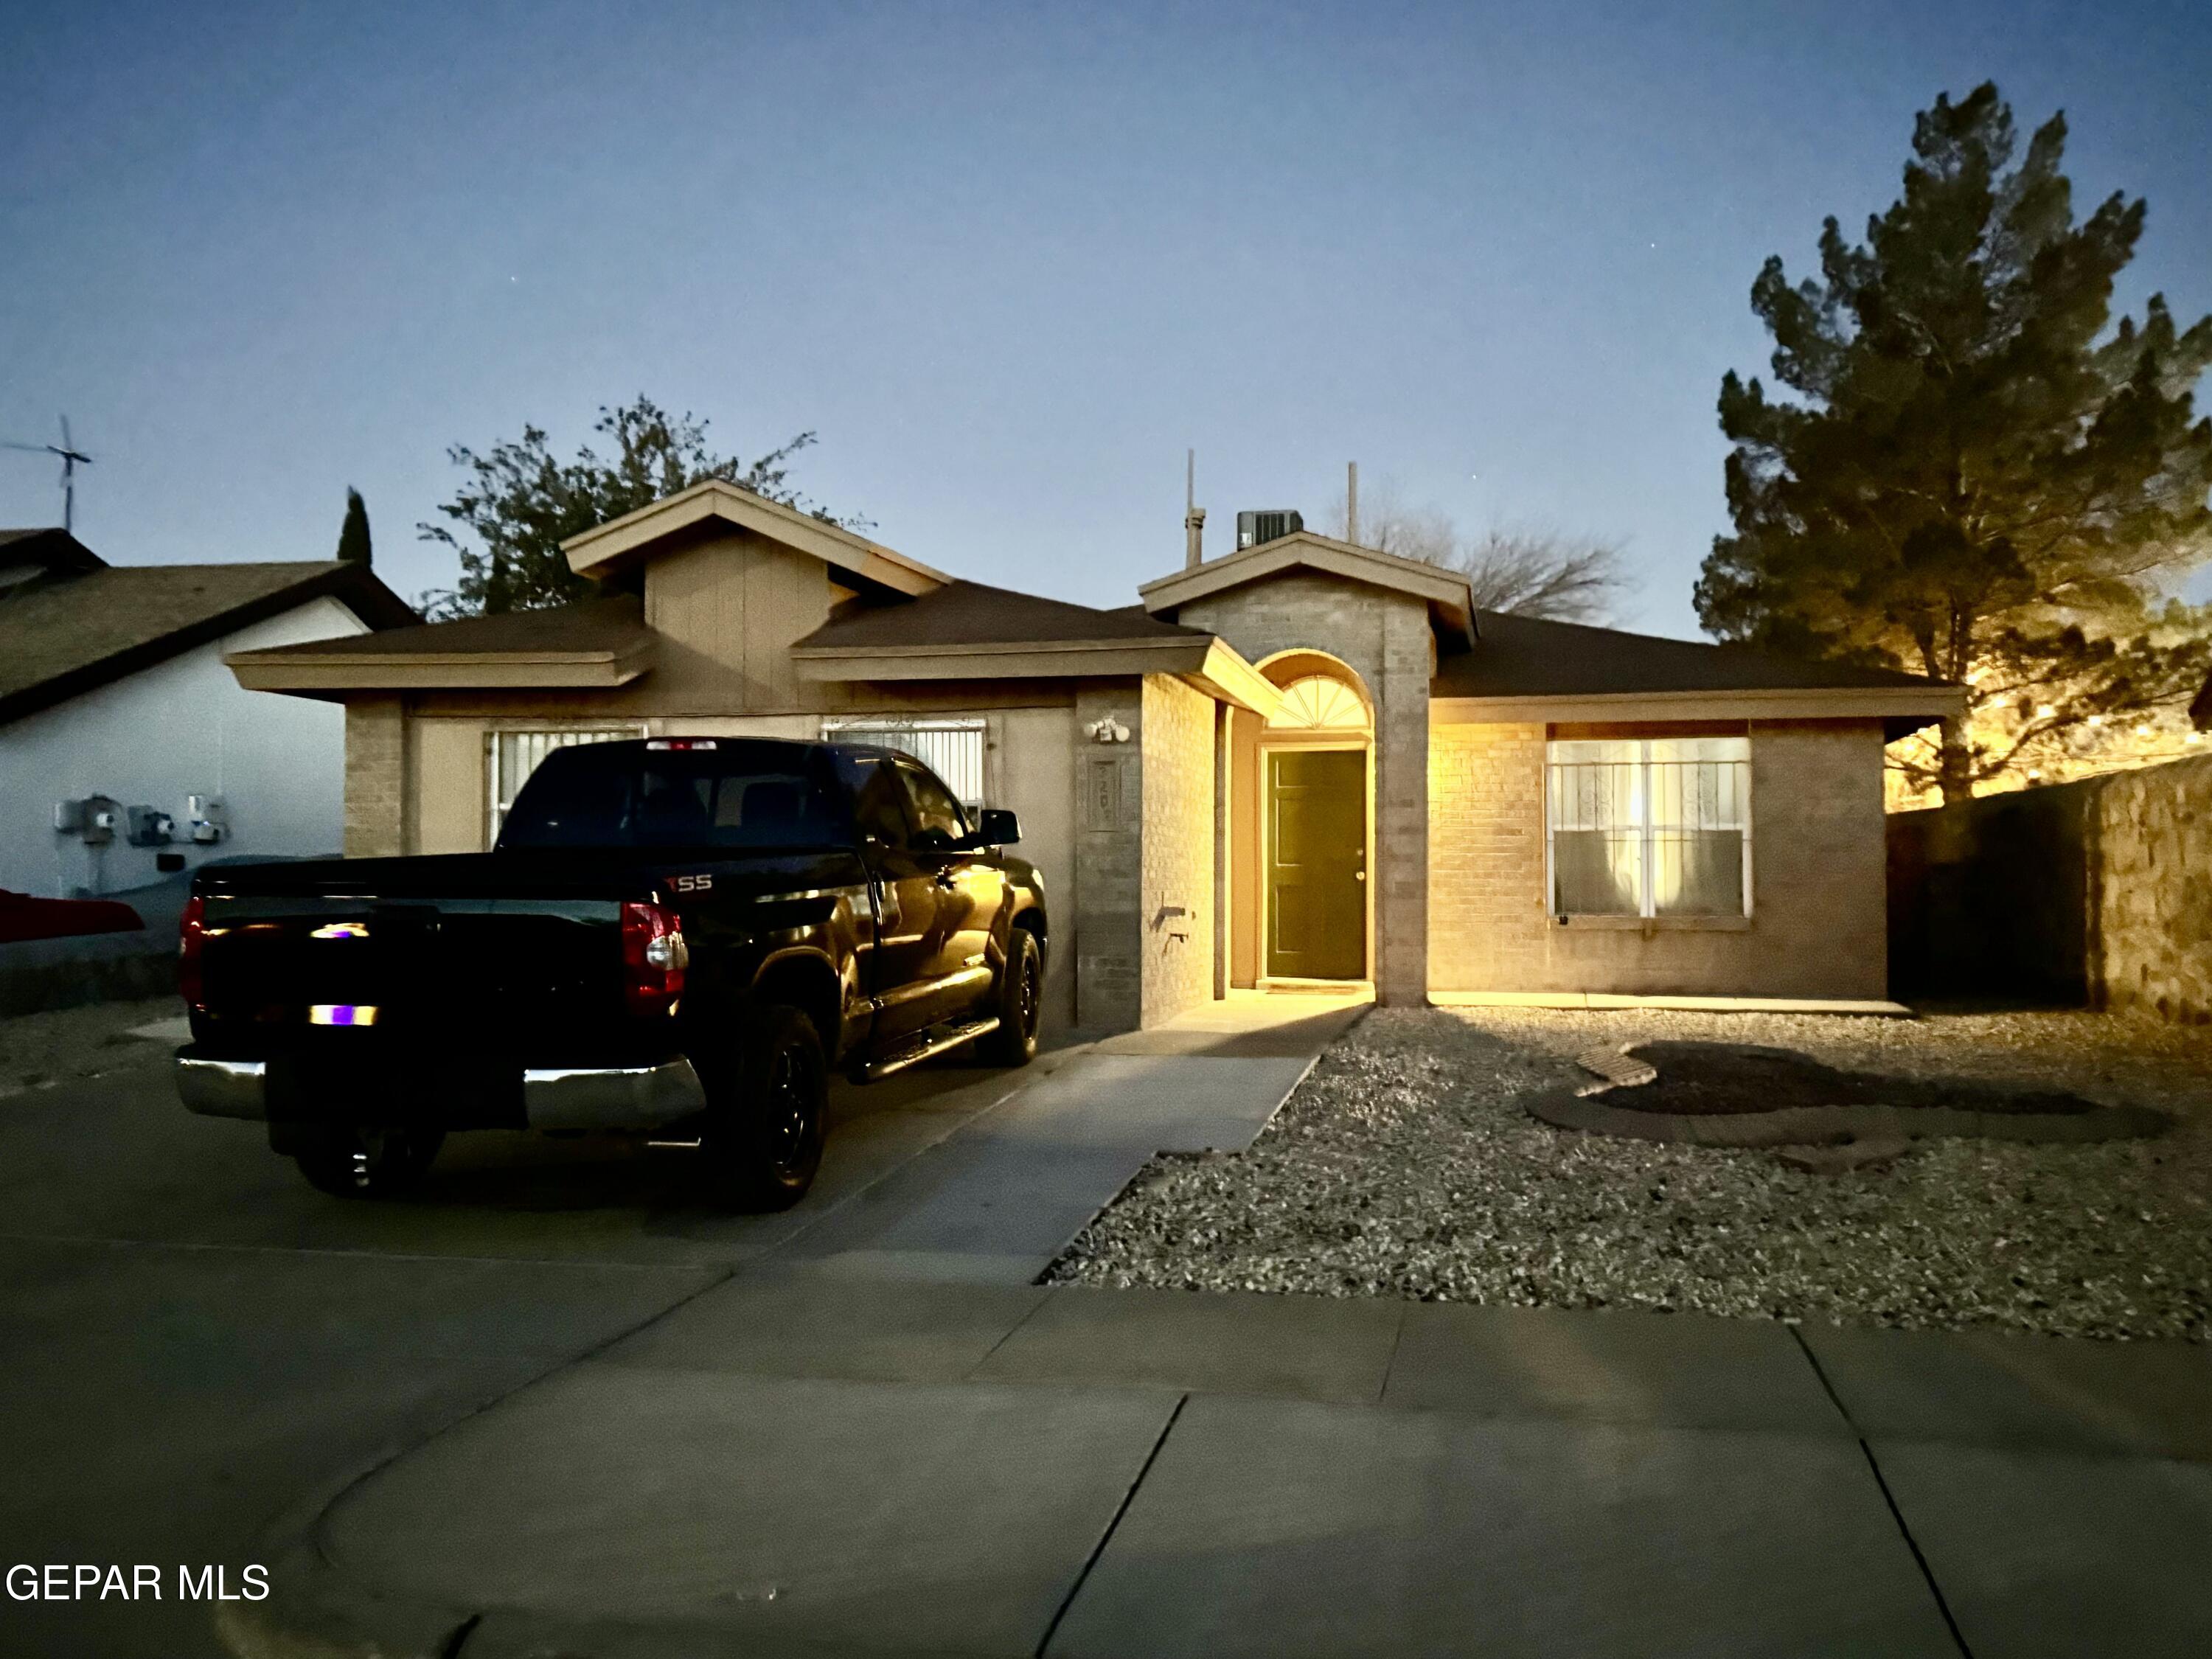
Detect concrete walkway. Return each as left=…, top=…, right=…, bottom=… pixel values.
left=222, top=992, right=2212, bottom=1659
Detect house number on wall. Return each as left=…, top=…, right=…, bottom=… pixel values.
left=1084, top=755, right=1128, bottom=831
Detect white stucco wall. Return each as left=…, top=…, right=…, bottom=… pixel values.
left=0, top=595, right=369, bottom=898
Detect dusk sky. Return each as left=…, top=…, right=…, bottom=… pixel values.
left=5, top=0, right=2209, bottom=637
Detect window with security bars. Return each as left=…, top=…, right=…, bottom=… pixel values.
left=819, top=718, right=987, bottom=811
left=487, top=728, right=644, bottom=845
left=1545, top=737, right=1751, bottom=918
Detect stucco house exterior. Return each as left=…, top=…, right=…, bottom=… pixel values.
left=0, top=528, right=415, bottom=902
left=224, top=481, right=1961, bottom=1033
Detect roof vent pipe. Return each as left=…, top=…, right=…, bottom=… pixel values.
left=1184, top=448, right=1206, bottom=568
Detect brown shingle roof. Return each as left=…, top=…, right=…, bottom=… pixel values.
left=1432, top=609, right=1952, bottom=699
left=796, top=580, right=1208, bottom=652
left=0, top=559, right=418, bottom=724
left=244, top=594, right=650, bottom=658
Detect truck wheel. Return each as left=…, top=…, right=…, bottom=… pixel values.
left=700, top=1003, right=827, bottom=1211
left=292, top=1125, right=445, bottom=1198
left=980, top=927, right=1043, bottom=1068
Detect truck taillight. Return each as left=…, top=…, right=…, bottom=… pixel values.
left=619, top=900, right=687, bottom=1018
left=178, top=894, right=207, bottom=1011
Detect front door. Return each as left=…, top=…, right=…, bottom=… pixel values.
left=1265, top=748, right=1366, bottom=980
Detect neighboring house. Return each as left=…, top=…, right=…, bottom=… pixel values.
left=224, top=481, right=1961, bottom=1033
left=0, top=528, right=417, bottom=900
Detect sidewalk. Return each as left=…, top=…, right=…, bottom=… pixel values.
left=223, top=993, right=2212, bottom=1659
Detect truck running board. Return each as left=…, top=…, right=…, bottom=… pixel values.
left=860, top=1016, right=1000, bottom=1082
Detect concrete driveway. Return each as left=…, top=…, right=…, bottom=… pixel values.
left=6, top=990, right=2209, bottom=1658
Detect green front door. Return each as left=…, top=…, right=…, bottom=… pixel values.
left=1265, top=748, right=1366, bottom=980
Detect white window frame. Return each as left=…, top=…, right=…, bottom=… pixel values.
left=819, top=717, right=988, bottom=813
left=485, top=726, right=647, bottom=846
left=1544, top=737, right=1753, bottom=919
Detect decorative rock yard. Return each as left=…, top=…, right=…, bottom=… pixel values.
left=1047, top=1006, right=2212, bottom=1340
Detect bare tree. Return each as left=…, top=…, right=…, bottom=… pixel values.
left=1323, top=474, right=1630, bottom=624
left=1455, top=528, right=1630, bottom=623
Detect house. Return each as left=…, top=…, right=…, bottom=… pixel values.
left=0, top=528, right=417, bottom=901
left=223, top=481, right=1961, bottom=1032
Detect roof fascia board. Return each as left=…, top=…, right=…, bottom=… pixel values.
left=1187, top=639, right=1286, bottom=718
left=1428, top=685, right=1966, bottom=727
left=226, top=639, right=652, bottom=695
left=793, top=638, right=1216, bottom=683
left=562, top=479, right=947, bottom=595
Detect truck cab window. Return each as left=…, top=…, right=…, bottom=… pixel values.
left=898, top=760, right=969, bottom=852
left=840, top=757, right=914, bottom=849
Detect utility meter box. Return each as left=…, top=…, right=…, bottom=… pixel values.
left=78, top=796, right=119, bottom=847
left=125, top=806, right=176, bottom=847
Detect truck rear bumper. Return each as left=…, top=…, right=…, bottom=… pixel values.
left=175, top=1052, right=708, bottom=1132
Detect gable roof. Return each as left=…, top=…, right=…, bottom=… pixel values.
left=1138, top=532, right=1475, bottom=645
left=0, top=557, right=419, bottom=726
left=561, top=477, right=950, bottom=597
left=1430, top=609, right=1963, bottom=736
left=227, top=596, right=655, bottom=695
left=796, top=580, right=1209, bottom=653
left=791, top=579, right=1281, bottom=715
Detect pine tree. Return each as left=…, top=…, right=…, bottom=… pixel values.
left=335, top=487, right=372, bottom=566
left=1697, top=83, right=2212, bottom=802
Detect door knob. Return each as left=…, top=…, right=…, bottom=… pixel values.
left=1355, top=871, right=1366, bottom=882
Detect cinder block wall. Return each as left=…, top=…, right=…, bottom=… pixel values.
left=1139, top=675, right=1217, bottom=1026
left=1429, top=718, right=1889, bottom=1000
left=1073, top=681, right=1144, bottom=1031
left=2093, top=754, right=2212, bottom=1022
left=343, top=697, right=408, bottom=858
left=1891, top=751, right=2212, bottom=1022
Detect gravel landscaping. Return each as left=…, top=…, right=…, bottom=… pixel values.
left=1047, top=1006, right=2212, bottom=1340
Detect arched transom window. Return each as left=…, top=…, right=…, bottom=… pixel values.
left=1267, top=675, right=1371, bottom=731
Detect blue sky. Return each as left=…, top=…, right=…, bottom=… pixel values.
left=4, top=0, right=2209, bottom=636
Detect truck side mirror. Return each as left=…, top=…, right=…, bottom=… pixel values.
left=975, top=807, right=1020, bottom=846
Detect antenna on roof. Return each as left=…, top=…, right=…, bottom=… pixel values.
left=1, top=415, right=94, bottom=533
left=1183, top=449, right=1206, bottom=569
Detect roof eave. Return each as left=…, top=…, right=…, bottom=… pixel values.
left=793, top=633, right=1284, bottom=716
left=1428, top=684, right=1966, bottom=740
left=226, top=641, right=653, bottom=696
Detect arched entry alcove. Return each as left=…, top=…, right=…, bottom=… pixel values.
left=1230, top=651, right=1375, bottom=985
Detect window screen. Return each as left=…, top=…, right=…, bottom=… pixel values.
left=487, top=728, right=644, bottom=845
left=820, top=718, right=986, bottom=810
left=1546, top=737, right=1750, bottom=917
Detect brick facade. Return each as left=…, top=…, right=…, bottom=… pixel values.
left=1428, top=718, right=1889, bottom=1000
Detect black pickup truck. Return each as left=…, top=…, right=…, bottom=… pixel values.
left=173, top=737, right=1047, bottom=1208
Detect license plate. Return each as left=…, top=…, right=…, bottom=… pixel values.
left=309, top=1004, right=379, bottom=1027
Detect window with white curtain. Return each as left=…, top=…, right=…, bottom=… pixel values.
left=1545, top=737, right=1751, bottom=918
left=819, top=717, right=987, bottom=811
left=486, top=728, right=645, bottom=845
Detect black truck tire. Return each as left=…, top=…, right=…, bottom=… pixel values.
left=700, top=1002, right=828, bottom=1211
left=979, top=926, right=1043, bottom=1068
left=291, top=1124, right=445, bottom=1198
